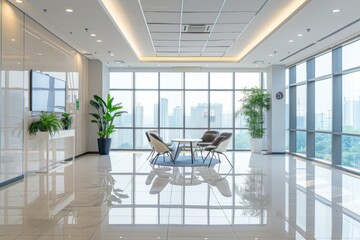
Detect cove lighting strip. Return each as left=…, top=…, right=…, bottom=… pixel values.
left=100, top=0, right=308, bottom=63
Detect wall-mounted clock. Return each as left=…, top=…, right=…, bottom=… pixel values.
left=276, top=91, right=283, bottom=100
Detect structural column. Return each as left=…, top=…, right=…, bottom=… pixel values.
left=266, top=65, right=286, bottom=153
left=88, top=59, right=110, bottom=152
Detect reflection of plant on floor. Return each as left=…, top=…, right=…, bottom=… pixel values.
left=235, top=171, right=268, bottom=217
left=102, top=173, right=129, bottom=207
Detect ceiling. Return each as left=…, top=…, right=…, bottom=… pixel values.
left=10, top=0, right=360, bottom=69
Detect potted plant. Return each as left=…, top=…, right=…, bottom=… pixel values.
left=235, top=87, right=270, bottom=153
left=61, top=113, right=73, bottom=130
left=89, top=94, right=126, bottom=155
left=28, top=112, right=62, bottom=137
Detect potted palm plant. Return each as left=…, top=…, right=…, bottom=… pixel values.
left=89, top=94, right=126, bottom=155
left=28, top=112, right=62, bottom=137
left=235, top=87, right=270, bottom=153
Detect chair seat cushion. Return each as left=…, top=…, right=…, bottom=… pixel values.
left=204, top=145, right=216, bottom=151
left=198, top=142, right=212, bottom=147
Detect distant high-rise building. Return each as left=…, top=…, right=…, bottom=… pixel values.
left=190, top=103, right=208, bottom=128
left=160, top=98, right=168, bottom=127
left=172, top=106, right=182, bottom=127
left=210, top=103, right=222, bottom=127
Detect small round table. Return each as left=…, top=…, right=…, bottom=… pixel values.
left=171, top=138, right=202, bottom=164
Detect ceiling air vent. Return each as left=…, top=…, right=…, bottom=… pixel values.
left=113, top=60, right=125, bottom=64
left=182, top=24, right=212, bottom=33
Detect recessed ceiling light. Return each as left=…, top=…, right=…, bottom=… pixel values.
left=37, top=53, right=42, bottom=56
left=297, top=33, right=303, bottom=37
left=83, top=50, right=87, bottom=54
left=96, top=40, right=102, bottom=43
left=110, top=53, right=115, bottom=56
left=90, top=34, right=96, bottom=37
left=65, top=9, right=73, bottom=13
left=288, top=39, right=294, bottom=43
left=15, top=0, right=23, bottom=3
left=269, top=54, right=273, bottom=57
left=10, top=38, right=15, bottom=42
left=332, top=9, right=340, bottom=13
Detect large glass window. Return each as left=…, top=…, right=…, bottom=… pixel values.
left=315, top=133, right=332, bottom=161
left=185, top=72, right=208, bottom=89
left=135, top=72, right=158, bottom=89
left=159, top=91, right=183, bottom=127
left=110, top=71, right=264, bottom=150
left=210, top=91, right=232, bottom=128
left=135, top=91, right=158, bottom=127
left=315, top=79, right=332, bottom=131
left=287, top=37, right=360, bottom=171
left=342, top=40, right=360, bottom=70
left=210, top=72, right=232, bottom=89
left=342, top=135, right=360, bottom=168
left=296, top=131, right=306, bottom=154
left=185, top=91, right=208, bottom=128
left=110, top=72, right=132, bottom=89
left=342, top=72, right=360, bottom=134
left=296, top=85, right=307, bottom=129
left=315, top=52, right=332, bottom=78
left=296, top=62, right=307, bottom=83
left=235, top=72, right=260, bottom=89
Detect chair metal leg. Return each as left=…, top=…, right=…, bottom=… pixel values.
left=167, top=152, right=175, bottom=165
left=152, top=154, right=160, bottom=165
left=220, top=152, right=233, bottom=168
left=147, top=150, right=155, bottom=161
left=208, top=151, right=214, bottom=167
left=203, top=151, right=211, bottom=163
left=217, top=153, right=221, bottom=163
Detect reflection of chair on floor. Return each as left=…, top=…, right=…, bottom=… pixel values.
left=148, top=132, right=174, bottom=165
left=197, top=166, right=232, bottom=197
left=197, top=130, right=219, bottom=158
left=146, top=166, right=172, bottom=194
left=203, top=132, right=233, bottom=167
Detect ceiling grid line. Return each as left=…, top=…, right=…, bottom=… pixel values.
left=200, top=0, right=227, bottom=56
left=223, top=0, right=268, bottom=57
left=178, top=0, right=184, bottom=56
left=137, top=0, right=156, bottom=55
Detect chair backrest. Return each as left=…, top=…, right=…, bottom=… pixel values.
left=201, top=130, right=220, bottom=142
left=214, top=132, right=232, bottom=152
left=149, top=132, right=171, bottom=153
left=145, top=130, right=160, bottom=148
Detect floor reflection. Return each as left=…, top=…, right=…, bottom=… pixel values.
left=2, top=152, right=360, bottom=239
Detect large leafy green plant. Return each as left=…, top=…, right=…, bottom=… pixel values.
left=89, top=94, right=126, bottom=138
left=235, top=87, right=271, bottom=138
left=28, top=112, right=62, bottom=136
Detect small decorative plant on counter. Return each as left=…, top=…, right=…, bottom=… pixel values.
left=28, top=112, right=62, bottom=137
left=61, top=113, right=73, bottom=130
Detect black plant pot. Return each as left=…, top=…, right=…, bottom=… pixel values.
left=98, top=138, right=112, bottom=155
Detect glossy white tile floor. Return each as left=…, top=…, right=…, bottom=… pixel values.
left=1, top=152, right=360, bottom=239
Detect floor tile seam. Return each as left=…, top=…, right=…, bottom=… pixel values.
left=165, top=183, right=173, bottom=240
left=209, top=186, right=241, bottom=240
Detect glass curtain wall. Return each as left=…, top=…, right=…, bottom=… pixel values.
left=110, top=71, right=264, bottom=150
left=287, top=38, right=360, bottom=170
